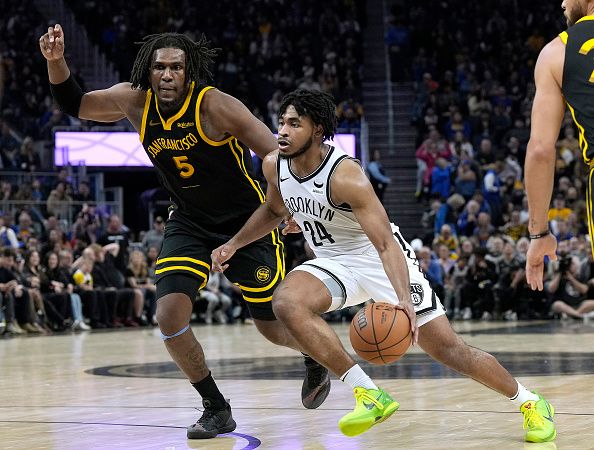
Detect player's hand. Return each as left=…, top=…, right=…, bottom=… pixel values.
left=39, top=24, right=65, bottom=61
left=281, top=216, right=301, bottom=235
left=395, top=300, right=418, bottom=345
left=210, top=242, right=237, bottom=272
left=526, top=234, right=557, bottom=291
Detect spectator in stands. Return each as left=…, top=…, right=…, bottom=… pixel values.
left=146, top=245, right=159, bottom=280
left=463, top=246, right=497, bottom=320
left=450, top=131, right=474, bottom=161
left=458, top=199, right=481, bottom=238
left=430, top=157, right=452, bottom=200
left=494, top=241, right=524, bottom=321
left=473, top=212, right=496, bottom=247
left=476, top=138, right=496, bottom=171
left=73, top=180, right=94, bottom=214
left=0, top=248, right=41, bottom=333
left=90, top=243, right=141, bottom=327
left=0, top=249, right=24, bottom=334
left=0, top=182, right=14, bottom=211
left=31, top=178, right=45, bottom=201
left=45, top=251, right=89, bottom=330
left=435, top=193, right=465, bottom=236
left=444, top=111, right=471, bottom=141
left=126, top=250, right=156, bottom=325
left=366, top=150, right=391, bottom=203
left=454, top=158, right=478, bottom=200
left=14, top=210, right=39, bottom=244
left=23, top=250, right=67, bottom=331
left=69, top=249, right=102, bottom=328
left=483, top=161, right=504, bottom=224
left=548, top=194, right=573, bottom=222
left=46, top=181, right=72, bottom=220
left=501, top=210, right=528, bottom=242
left=547, top=255, right=594, bottom=320
left=199, top=270, right=233, bottom=324
left=17, top=136, right=41, bottom=172
left=39, top=107, right=71, bottom=141
left=433, top=224, right=459, bottom=254
left=554, top=220, right=574, bottom=242
left=142, top=216, right=165, bottom=251
left=336, top=98, right=364, bottom=131
left=98, top=214, right=130, bottom=274
left=0, top=214, right=19, bottom=249
left=416, top=246, right=445, bottom=301
left=0, top=121, right=20, bottom=169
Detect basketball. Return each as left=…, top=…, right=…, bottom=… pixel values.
left=349, top=303, right=412, bottom=365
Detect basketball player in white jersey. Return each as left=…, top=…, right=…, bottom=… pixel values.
left=211, top=89, right=556, bottom=442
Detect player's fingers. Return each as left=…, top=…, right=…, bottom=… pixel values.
left=48, top=26, right=55, bottom=43
left=537, top=275, right=544, bottom=291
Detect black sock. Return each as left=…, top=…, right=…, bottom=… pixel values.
left=191, top=372, right=226, bottom=410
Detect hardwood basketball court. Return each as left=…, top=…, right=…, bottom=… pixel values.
left=1, top=320, right=593, bottom=449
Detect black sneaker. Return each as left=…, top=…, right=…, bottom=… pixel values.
left=301, top=355, right=331, bottom=409
left=187, top=399, right=236, bottom=439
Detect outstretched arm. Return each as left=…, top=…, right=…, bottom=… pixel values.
left=39, top=24, right=143, bottom=125
left=525, top=38, right=565, bottom=290
left=331, top=159, right=418, bottom=343
left=211, top=152, right=289, bottom=271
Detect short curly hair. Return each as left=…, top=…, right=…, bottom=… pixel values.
left=278, top=89, right=337, bottom=141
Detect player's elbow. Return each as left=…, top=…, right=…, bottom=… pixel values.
left=375, top=237, right=398, bottom=256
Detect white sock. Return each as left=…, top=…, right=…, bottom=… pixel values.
left=340, top=364, right=378, bottom=390
left=509, top=381, right=539, bottom=407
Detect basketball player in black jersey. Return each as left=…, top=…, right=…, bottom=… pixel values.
left=526, top=1, right=594, bottom=294
left=39, top=24, right=330, bottom=439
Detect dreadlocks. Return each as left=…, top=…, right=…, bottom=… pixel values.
left=130, top=33, right=219, bottom=91
left=278, top=89, right=338, bottom=141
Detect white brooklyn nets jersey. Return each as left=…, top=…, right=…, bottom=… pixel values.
left=277, top=146, right=398, bottom=258
left=277, top=146, right=445, bottom=325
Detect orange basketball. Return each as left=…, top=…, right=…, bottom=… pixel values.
left=349, top=303, right=412, bottom=365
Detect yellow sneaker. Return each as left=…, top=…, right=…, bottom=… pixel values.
left=338, top=387, right=399, bottom=437
left=521, top=393, right=556, bottom=443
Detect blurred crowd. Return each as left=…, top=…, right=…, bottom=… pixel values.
left=382, top=0, right=594, bottom=322
left=65, top=0, right=366, bottom=133
left=0, top=1, right=366, bottom=176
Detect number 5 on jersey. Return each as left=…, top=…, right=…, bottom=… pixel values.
left=173, top=156, right=195, bottom=178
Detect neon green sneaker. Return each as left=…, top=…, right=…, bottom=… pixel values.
left=338, top=387, right=399, bottom=437
left=521, top=393, right=556, bottom=443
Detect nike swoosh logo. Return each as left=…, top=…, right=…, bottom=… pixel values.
left=280, top=177, right=289, bottom=182
left=543, top=403, right=554, bottom=422
left=313, top=181, right=324, bottom=188
left=363, top=401, right=375, bottom=410
left=149, top=120, right=162, bottom=126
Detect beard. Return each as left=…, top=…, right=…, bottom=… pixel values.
left=278, top=136, right=313, bottom=160
left=566, top=4, right=585, bottom=26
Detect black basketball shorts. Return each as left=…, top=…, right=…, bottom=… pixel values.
left=155, top=219, right=285, bottom=320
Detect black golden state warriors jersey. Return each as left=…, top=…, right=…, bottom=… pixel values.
left=560, top=17, right=594, bottom=164
left=139, top=82, right=265, bottom=235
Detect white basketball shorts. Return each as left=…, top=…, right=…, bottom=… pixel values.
left=293, top=237, right=445, bottom=327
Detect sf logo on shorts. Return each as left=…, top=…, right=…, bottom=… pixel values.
left=410, top=283, right=424, bottom=306
left=255, top=266, right=272, bottom=284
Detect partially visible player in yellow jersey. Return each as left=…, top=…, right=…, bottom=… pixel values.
left=526, top=0, right=594, bottom=290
